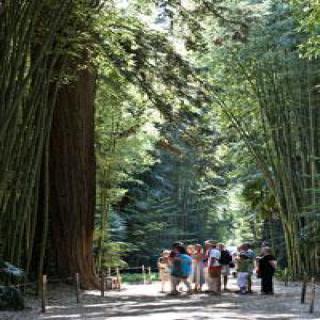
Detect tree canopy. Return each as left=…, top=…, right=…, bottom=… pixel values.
left=1, top=0, right=320, bottom=288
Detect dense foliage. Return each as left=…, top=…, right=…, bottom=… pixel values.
left=2, top=0, right=320, bottom=289
left=202, top=0, right=320, bottom=276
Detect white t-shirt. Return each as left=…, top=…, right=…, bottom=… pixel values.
left=209, top=248, right=221, bottom=267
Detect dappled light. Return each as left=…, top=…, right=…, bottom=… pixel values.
left=8, top=279, right=319, bottom=319
left=1, top=0, right=320, bottom=319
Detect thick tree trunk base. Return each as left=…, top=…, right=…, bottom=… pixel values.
left=48, top=66, right=98, bottom=289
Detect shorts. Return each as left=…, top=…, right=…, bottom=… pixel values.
left=221, top=265, right=230, bottom=276
left=209, top=266, right=222, bottom=278
left=237, top=272, right=249, bottom=288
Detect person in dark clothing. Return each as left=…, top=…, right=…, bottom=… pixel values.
left=257, top=247, right=276, bottom=294
left=218, top=243, right=232, bottom=290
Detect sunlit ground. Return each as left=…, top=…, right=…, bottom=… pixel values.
left=1, top=278, right=320, bottom=320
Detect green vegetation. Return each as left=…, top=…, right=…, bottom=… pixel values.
left=1, top=0, right=320, bottom=291
left=121, top=272, right=159, bottom=284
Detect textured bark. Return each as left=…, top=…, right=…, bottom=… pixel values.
left=48, top=66, right=98, bottom=288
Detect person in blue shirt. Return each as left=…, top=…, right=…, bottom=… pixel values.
left=169, top=244, right=192, bottom=295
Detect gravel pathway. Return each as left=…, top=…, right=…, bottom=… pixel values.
left=1, top=278, right=320, bottom=320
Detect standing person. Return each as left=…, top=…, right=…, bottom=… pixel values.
left=191, top=244, right=205, bottom=292
left=257, top=247, right=276, bottom=295
left=168, top=242, right=184, bottom=294
left=242, top=243, right=256, bottom=293
left=158, top=250, right=171, bottom=292
left=236, top=252, right=250, bottom=294
left=218, top=243, right=232, bottom=291
left=186, top=245, right=195, bottom=286
left=207, top=240, right=222, bottom=295
left=169, top=244, right=192, bottom=295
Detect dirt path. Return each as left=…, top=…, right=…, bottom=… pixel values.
left=1, top=278, right=320, bottom=320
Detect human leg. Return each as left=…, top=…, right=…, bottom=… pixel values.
left=223, top=275, right=228, bottom=289
left=261, top=274, right=273, bottom=294
left=237, top=272, right=248, bottom=294
left=208, top=267, right=222, bottom=294
left=170, top=276, right=180, bottom=294
left=182, top=278, right=192, bottom=293
left=212, top=277, right=221, bottom=294
left=247, top=273, right=252, bottom=293
left=221, top=265, right=230, bottom=290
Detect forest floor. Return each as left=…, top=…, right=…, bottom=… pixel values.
left=1, top=277, right=320, bottom=320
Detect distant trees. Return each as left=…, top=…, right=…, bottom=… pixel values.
left=93, top=6, right=231, bottom=267
left=116, top=114, right=232, bottom=266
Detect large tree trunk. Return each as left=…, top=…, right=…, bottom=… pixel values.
left=48, top=66, right=98, bottom=288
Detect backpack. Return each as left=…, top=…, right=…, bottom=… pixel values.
left=180, top=254, right=192, bottom=278
left=171, top=254, right=192, bottom=278
left=219, top=250, right=232, bottom=265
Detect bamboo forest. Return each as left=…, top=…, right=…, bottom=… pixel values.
left=2, top=0, right=320, bottom=319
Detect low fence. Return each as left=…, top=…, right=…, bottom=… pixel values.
left=5, top=265, right=155, bottom=313
left=5, top=268, right=320, bottom=315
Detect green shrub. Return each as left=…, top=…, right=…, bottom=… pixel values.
left=121, top=272, right=159, bottom=284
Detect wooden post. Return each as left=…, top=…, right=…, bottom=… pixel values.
left=284, top=268, right=288, bottom=287
left=22, top=274, right=27, bottom=295
left=101, top=271, right=105, bottom=297
left=75, top=273, right=80, bottom=304
left=41, top=275, right=47, bottom=313
left=142, top=265, right=146, bottom=285
left=301, top=278, right=307, bottom=304
left=309, top=277, right=316, bottom=313
left=148, top=267, right=152, bottom=284
left=116, top=267, right=121, bottom=290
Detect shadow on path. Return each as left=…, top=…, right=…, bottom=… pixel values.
left=1, top=279, right=319, bottom=319
left=40, top=281, right=318, bottom=320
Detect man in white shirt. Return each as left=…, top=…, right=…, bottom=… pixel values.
left=206, top=240, right=222, bottom=294
left=209, top=245, right=221, bottom=266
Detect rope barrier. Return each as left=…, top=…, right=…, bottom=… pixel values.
left=6, top=276, right=75, bottom=290
left=11, top=282, right=37, bottom=288
left=4, top=270, right=320, bottom=316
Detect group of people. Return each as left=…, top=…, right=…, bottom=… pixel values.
left=158, top=240, right=277, bottom=296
